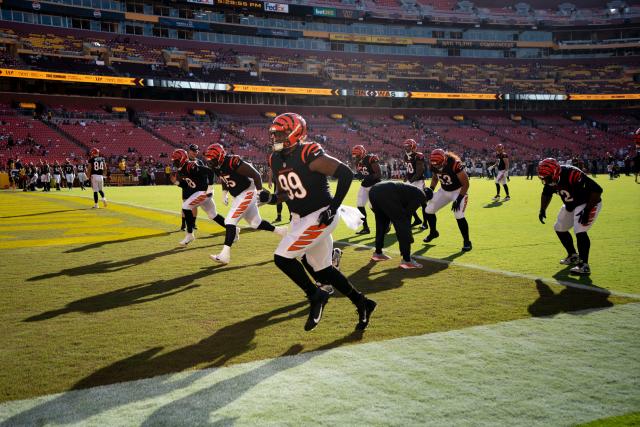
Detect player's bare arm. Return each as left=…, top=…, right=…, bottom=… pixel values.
left=370, top=161, right=382, bottom=181
left=237, top=162, right=263, bottom=191
left=429, top=175, right=439, bottom=190
left=457, top=170, right=469, bottom=197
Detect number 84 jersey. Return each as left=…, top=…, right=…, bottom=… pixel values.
left=268, top=142, right=332, bottom=217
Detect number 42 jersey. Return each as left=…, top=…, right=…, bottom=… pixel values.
left=268, top=142, right=332, bottom=217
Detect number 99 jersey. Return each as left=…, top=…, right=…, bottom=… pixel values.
left=268, top=142, right=332, bottom=217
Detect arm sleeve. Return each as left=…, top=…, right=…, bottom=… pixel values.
left=330, top=163, right=353, bottom=211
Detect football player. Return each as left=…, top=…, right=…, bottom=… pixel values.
left=170, top=148, right=226, bottom=246
left=63, top=159, right=75, bottom=190
left=403, top=138, right=428, bottom=229
left=352, top=144, right=382, bottom=235
left=52, top=160, right=62, bottom=191
left=634, top=128, right=640, bottom=184
left=88, top=148, right=107, bottom=208
left=369, top=181, right=432, bottom=269
left=204, top=143, right=286, bottom=265
left=492, top=143, right=510, bottom=201
left=181, top=144, right=204, bottom=231
left=39, top=160, right=51, bottom=192
left=537, top=158, right=603, bottom=275
left=76, top=158, right=88, bottom=190
left=260, top=112, right=376, bottom=332
left=423, top=149, right=472, bottom=252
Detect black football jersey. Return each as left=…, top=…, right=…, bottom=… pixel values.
left=216, top=155, right=252, bottom=197
left=178, top=161, right=211, bottom=198
left=357, top=154, right=381, bottom=188
left=542, top=165, right=603, bottom=212
left=404, top=151, right=425, bottom=183
left=432, top=156, right=465, bottom=191
left=269, top=142, right=332, bottom=217
left=497, top=152, right=508, bottom=171
left=76, top=164, right=86, bottom=173
left=41, top=164, right=50, bottom=174
left=52, top=165, right=61, bottom=174
left=63, top=164, right=74, bottom=174
left=89, top=157, right=106, bottom=176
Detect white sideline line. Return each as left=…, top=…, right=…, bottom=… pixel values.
left=16, top=192, right=640, bottom=300
left=335, top=240, right=640, bottom=300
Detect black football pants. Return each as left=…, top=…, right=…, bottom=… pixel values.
left=370, top=194, right=413, bottom=262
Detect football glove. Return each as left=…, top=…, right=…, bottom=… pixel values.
left=424, top=187, right=434, bottom=201
left=318, top=207, right=336, bottom=226
left=539, top=209, right=546, bottom=224
left=451, top=194, right=465, bottom=212
left=258, top=189, right=276, bottom=205
left=577, top=207, right=591, bottom=226
left=223, top=191, right=229, bottom=206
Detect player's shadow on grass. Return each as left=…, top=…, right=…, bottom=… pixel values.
left=527, top=279, right=613, bottom=317
left=140, top=331, right=364, bottom=427
left=0, top=208, right=91, bottom=219
left=482, top=201, right=503, bottom=208
left=551, top=267, right=595, bottom=287
left=344, top=255, right=450, bottom=296
left=0, top=321, right=363, bottom=427
left=24, top=262, right=270, bottom=322
left=29, top=246, right=203, bottom=281
left=64, top=231, right=172, bottom=253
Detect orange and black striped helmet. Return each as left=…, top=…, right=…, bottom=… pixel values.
left=430, top=148, right=447, bottom=170
left=352, top=145, right=366, bottom=159
left=269, top=112, right=307, bottom=152
left=403, top=138, right=417, bottom=153
left=204, top=143, right=226, bottom=167
left=538, top=158, right=561, bottom=185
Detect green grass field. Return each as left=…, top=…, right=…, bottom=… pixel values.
left=0, top=176, right=638, bottom=425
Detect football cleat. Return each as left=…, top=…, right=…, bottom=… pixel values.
left=92, top=204, right=99, bottom=209
left=411, top=218, right=423, bottom=227
left=491, top=195, right=500, bottom=201
left=305, top=288, right=330, bottom=331
left=462, top=241, right=473, bottom=252
left=569, top=263, right=591, bottom=276
left=502, top=196, right=511, bottom=202
left=423, top=231, right=439, bottom=243
left=274, top=216, right=282, bottom=222
left=356, top=227, right=370, bottom=235
left=102, top=198, right=107, bottom=207
left=332, top=247, right=343, bottom=270
left=317, top=282, right=335, bottom=295
left=179, top=233, right=195, bottom=246
left=234, top=226, right=241, bottom=242
left=371, top=252, right=391, bottom=262
left=210, top=253, right=230, bottom=265
left=355, top=297, right=377, bottom=331
left=560, top=254, right=581, bottom=265
left=274, top=226, right=287, bottom=237
left=420, top=223, right=429, bottom=230
left=399, top=259, right=423, bottom=269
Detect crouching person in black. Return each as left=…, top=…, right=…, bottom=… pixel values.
left=369, top=181, right=432, bottom=270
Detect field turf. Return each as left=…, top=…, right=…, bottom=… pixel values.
left=0, top=176, right=638, bottom=425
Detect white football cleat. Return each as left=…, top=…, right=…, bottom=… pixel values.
left=92, top=203, right=99, bottom=209
left=371, top=252, right=391, bottom=262
left=399, top=259, right=423, bottom=269
left=179, top=233, right=195, bottom=246
left=560, top=254, right=581, bottom=265
left=332, top=247, right=343, bottom=270
left=274, top=226, right=288, bottom=237
left=210, top=245, right=231, bottom=265
left=102, top=198, right=107, bottom=207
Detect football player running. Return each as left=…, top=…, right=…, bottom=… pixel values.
left=537, top=158, right=603, bottom=276
left=261, top=112, right=376, bottom=332
left=204, top=143, right=286, bottom=265
left=170, top=148, right=227, bottom=246
left=88, top=148, right=107, bottom=208
left=423, top=149, right=472, bottom=252
left=352, top=144, right=382, bottom=235
left=403, top=138, right=428, bottom=229
left=492, top=143, right=511, bottom=201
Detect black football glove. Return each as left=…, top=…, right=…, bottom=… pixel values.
left=318, top=207, right=336, bottom=226
left=258, top=189, right=276, bottom=205
left=539, top=209, right=546, bottom=224
left=424, top=187, right=434, bottom=201
left=577, top=208, right=591, bottom=226
left=451, top=194, right=465, bottom=212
